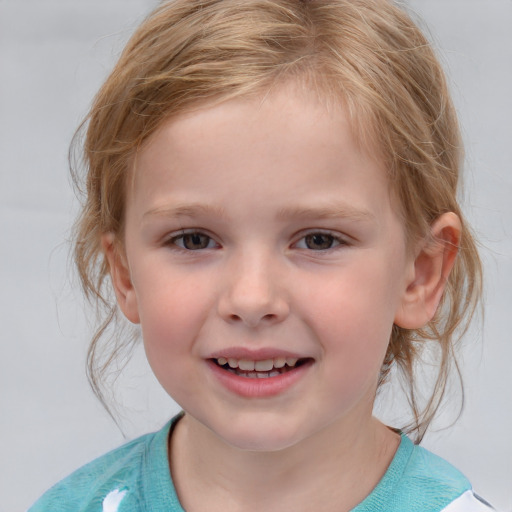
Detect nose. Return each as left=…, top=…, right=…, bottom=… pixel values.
left=217, top=250, right=290, bottom=328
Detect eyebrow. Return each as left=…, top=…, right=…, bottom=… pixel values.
left=143, top=203, right=227, bottom=220
left=142, top=202, right=375, bottom=223
left=276, top=203, right=375, bottom=222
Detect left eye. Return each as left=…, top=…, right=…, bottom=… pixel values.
left=170, top=232, right=217, bottom=250
left=295, top=233, right=343, bottom=250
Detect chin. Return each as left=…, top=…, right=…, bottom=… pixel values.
left=209, top=417, right=309, bottom=453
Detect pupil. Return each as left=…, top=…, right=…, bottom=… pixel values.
left=306, top=234, right=333, bottom=250
left=184, top=233, right=209, bottom=249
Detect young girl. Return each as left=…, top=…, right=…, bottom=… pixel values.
left=30, top=0, right=495, bottom=510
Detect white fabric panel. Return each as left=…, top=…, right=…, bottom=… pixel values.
left=441, top=490, right=496, bottom=512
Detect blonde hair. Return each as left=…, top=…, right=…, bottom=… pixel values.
left=72, top=0, right=482, bottom=441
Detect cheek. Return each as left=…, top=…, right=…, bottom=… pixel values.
left=299, top=259, right=401, bottom=371
left=139, top=292, right=210, bottom=402
left=305, top=262, right=400, bottom=329
left=132, top=269, right=214, bottom=378
left=305, top=286, right=394, bottom=413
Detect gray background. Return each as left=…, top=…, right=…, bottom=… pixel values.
left=1, top=1, right=511, bottom=511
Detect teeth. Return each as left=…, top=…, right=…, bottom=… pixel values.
left=254, top=359, right=274, bottom=371
left=273, top=357, right=286, bottom=368
left=238, top=359, right=255, bottom=371
left=216, top=356, right=302, bottom=371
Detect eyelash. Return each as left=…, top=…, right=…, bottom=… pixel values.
left=166, top=230, right=348, bottom=252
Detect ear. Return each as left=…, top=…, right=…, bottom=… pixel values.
left=394, top=212, right=461, bottom=329
left=101, top=233, right=140, bottom=324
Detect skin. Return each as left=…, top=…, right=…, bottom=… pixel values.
left=104, top=84, right=460, bottom=511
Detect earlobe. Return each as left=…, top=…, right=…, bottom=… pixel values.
left=101, top=233, right=140, bottom=324
left=394, top=212, right=461, bottom=329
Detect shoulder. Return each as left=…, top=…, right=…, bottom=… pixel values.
left=353, top=434, right=495, bottom=512
left=403, top=439, right=471, bottom=493
left=28, top=419, right=182, bottom=512
left=28, top=431, right=158, bottom=511
left=404, top=442, right=495, bottom=511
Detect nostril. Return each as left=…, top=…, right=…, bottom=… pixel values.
left=218, top=291, right=290, bottom=327
left=227, top=312, right=276, bottom=327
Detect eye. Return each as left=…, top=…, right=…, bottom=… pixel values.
left=170, top=232, right=217, bottom=250
left=295, top=232, right=344, bottom=251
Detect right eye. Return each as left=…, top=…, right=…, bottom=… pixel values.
left=169, top=232, right=217, bottom=250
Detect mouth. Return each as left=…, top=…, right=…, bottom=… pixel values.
left=211, top=356, right=312, bottom=379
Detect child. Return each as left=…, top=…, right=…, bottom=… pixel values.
left=30, top=0, right=496, bottom=510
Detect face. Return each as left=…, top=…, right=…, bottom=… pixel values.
left=114, top=86, right=417, bottom=452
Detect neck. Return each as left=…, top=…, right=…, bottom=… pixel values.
left=169, top=413, right=400, bottom=512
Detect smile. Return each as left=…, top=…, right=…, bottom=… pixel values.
left=208, top=356, right=313, bottom=397
left=213, top=357, right=308, bottom=379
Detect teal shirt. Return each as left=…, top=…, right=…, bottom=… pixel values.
left=30, top=416, right=476, bottom=512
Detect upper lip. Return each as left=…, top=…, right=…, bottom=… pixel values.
left=207, top=347, right=310, bottom=361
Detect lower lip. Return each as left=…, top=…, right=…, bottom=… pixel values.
left=207, top=359, right=313, bottom=398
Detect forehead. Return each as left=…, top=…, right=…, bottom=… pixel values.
left=134, top=81, right=386, bottom=183
left=127, top=84, right=398, bottom=228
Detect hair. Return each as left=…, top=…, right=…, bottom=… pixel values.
left=71, top=0, right=482, bottom=442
